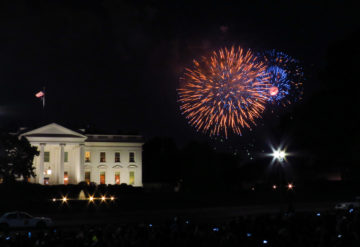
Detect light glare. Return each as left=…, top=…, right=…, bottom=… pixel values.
left=271, top=148, right=287, bottom=162
left=287, top=183, right=294, bottom=190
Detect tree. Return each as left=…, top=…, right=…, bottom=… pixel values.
left=275, top=30, right=360, bottom=181
left=179, top=141, right=240, bottom=192
left=0, top=132, right=39, bottom=183
left=143, top=137, right=180, bottom=183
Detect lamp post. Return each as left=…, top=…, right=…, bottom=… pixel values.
left=270, top=147, right=294, bottom=213
left=270, top=148, right=287, bottom=186
left=46, top=167, right=52, bottom=175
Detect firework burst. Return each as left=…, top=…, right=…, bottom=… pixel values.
left=178, top=46, right=271, bottom=138
left=262, top=50, right=304, bottom=106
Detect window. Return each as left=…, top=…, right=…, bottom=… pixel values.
left=129, top=171, right=135, bottom=185
left=100, top=152, right=106, bottom=162
left=115, top=172, right=120, bottom=185
left=6, top=213, right=17, bottom=219
left=64, top=152, right=68, bottom=163
left=129, top=152, right=135, bottom=163
left=44, top=152, right=50, bottom=162
left=85, top=171, right=91, bottom=184
left=115, top=152, right=120, bottom=163
left=64, top=172, right=69, bottom=185
left=85, top=151, right=91, bottom=162
left=100, top=171, right=106, bottom=184
left=19, top=213, right=32, bottom=219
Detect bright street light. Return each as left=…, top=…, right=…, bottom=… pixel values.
left=272, top=149, right=287, bottom=162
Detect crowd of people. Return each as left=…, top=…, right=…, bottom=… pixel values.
left=0, top=208, right=359, bottom=247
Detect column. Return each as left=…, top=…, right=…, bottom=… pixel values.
left=79, top=144, right=85, bottom=182
left=58, top=143, right=65, bottom=184
left=123, top=168, right=130, bottom=185
left=38, top=143, right=45, bottom=184
left=138, top=150, right=143, bottom=187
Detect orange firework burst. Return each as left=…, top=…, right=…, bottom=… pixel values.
left=178, top=46, right=270, bottom=138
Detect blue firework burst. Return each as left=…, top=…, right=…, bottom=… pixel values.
left=262, top=50, right=304, bottom=106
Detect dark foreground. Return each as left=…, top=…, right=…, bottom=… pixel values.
left=50, top=201, right=333, bottom=227
left=1, top=182, right=360, bottom=246
left=1, top=207, right=359, bottom=247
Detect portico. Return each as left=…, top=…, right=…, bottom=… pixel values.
left=20, top=123, right=143, bottom=186
left=32, top=143, right=85, bottom=184
left=20, top=124, right=87, bottom=185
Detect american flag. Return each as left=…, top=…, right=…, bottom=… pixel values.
left=35, top=89, right=45, bottom=108
left=35, top=91, right=44, bottom=98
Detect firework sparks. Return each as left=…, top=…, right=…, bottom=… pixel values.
left=262, top=50, right=304, bottom=106
left=178, top=46, right=270, bottom=138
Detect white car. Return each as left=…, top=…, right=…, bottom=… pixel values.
left=335, top=196, right=360, bottom=210
left=0, top=211, right=53, bottom=229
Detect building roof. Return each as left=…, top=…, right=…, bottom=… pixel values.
left=24, top=133, right=83, bottom=138
left=20, top=123, right=86, bottom=139
left=19, top=123, right=143, bottom=143
left=85, top=134, right=144, bottom=143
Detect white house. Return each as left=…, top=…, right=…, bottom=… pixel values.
left=19, top=123, right=143, bottom=186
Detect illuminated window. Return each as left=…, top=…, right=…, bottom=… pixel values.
left=64, top=172, right=69, bottom=185
left=129, top=152, right=135, bottom=163
left=44, top=152, right=50, bottom=162
left=115, top=152, right=120, bottom=163
left=129, top=171, right=135, bottom=185
left=64, top=152, right=68, bottom=163
left=44, top=177, right=49, bottom=185
left=115, top=172, right=120, bottom=184
left=100, top=152, right=106, bottom=162
left=100, top=171, right=106, bottom=184
left=85, top=151, right=91, bottom=162
left=85, top=171, right=91, bottom=184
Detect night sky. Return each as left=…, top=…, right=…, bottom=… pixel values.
left=1, top=1, right=359, bottom=147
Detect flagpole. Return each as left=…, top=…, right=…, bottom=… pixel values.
left=42, top=86, right=46, bottom=125
left=42, top=86, right=45, bottom=109
left=35, top=87, right=47, bottom=124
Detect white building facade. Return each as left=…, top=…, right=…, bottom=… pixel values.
left=20, top=123, right=143, bottom=186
